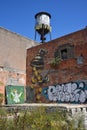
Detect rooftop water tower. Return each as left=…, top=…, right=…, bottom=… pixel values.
left=35, top=12, right=51, bottom=43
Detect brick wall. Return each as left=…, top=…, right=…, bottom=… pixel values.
left=26, top=28, right=87, bottom=85
left=26, top=28, right=87, bottom=103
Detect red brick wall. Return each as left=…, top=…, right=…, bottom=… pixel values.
left=26, top=29, right=87, bottom=86
left=26, top=28, right=87, bottom=103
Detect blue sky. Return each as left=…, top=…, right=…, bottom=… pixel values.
left=0, top=0, right=87, bottom=42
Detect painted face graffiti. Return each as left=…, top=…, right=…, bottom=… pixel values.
left=42, top=81, right=87, bottom=103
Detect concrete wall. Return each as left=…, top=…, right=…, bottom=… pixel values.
left=0, top=27, right=37, bottom=72
left=0, top=27, right=38, bottom=89
left=0, top=27, right=38, bottom=104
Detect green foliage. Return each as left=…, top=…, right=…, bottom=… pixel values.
left=0, top=106, right=85, bottom=130
left=49, top=56, right=62, bottom=66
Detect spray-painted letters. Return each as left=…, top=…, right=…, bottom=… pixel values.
left=42, top=81, right=87, bottom=103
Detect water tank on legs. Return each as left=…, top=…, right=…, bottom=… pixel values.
left=35, top=12, right=51, bottom=43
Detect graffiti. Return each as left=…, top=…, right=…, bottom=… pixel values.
left=30, top=48, right=48, bottom=69
left=30, top=49, right=49, bottom=89
left=31, top=67, right=49, bottom=85
left=42, top=81, right=87, bottom=103
left=11, top=90, right=22, bottom=103
left=6, top=85, right=25, bottom=104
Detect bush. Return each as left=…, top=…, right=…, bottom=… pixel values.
left=49, top=56, right=62, bottom=66
left=0, top=106, right=85, bottom=130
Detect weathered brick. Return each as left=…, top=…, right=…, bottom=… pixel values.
left=26, top=28, right=87, bottom=103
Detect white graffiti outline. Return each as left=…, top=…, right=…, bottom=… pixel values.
left=43, top=82, right=87, bottom=103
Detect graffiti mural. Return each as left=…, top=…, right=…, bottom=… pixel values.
left=42, top=81, right=87, bottom=103
left=30, top=49, right=49, bottom=89
left=6, top=85, right=25, bottom=104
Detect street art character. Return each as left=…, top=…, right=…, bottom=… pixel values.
left=30, top=49, right=49, bottom=87
left=11, top=90, right=22, bottom=103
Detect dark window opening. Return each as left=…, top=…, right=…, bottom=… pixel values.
left=54, top=43, right=74, bottom=60
left=61, top=49, right=67, bottom=59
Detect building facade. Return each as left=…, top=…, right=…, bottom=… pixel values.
left=0, top=27, right=37, bottom=104
left=26, top=28, right=87, bottom=103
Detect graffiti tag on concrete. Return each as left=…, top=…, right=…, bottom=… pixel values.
left=42, top=81, right=87, bottom=103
